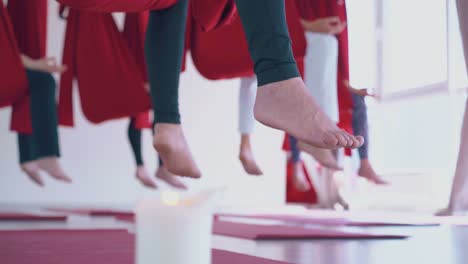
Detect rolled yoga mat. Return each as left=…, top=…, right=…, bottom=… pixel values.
left=0, top=212, right=67, bottom=221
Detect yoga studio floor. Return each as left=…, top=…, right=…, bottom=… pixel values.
left=1, top=205, right=468, bottom=264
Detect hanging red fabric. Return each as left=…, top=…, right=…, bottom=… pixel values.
left=0, top=2, right=28, bottom=117
left=56, top=0, right=177, bottom=12
left=190, top=0, right=306, bottom=80
left=0, top=1, right=28, bottom=96
left=58, top=9, right=152, bottom=126
left=122, top=12, right=152, bottom=130
left=190, top=0, right=236, bottom=32
left=6, top=0, right=48, bottom=134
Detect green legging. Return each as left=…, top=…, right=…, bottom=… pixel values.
left=145, top=0, right=299, bottom=124
left=127, top=118, right=163, bottom=167
left=18, top=70, right=60, bottom=164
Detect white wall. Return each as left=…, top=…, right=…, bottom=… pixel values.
left=0, top=1, right=286, bottom=207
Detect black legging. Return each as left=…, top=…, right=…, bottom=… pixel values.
left=145, top=0, right=300, bottom=124
left=18, top=70, right=60, bottom=163
left=145, top=0, right=188, bottom=124
left=351, top=94, right=369, bottom=159
left=127, top=118, right=164, bottom=167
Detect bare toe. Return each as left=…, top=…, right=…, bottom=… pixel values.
left=21, top=162, right=44, bottom=187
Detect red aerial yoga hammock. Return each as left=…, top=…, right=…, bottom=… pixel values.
left=189, top=0, right=306, bottom=80
left=58, top=8, right=154, bottom=126
left=6, top=0, right=48, bottom=134
left=0, top=1, right=29, bottom=132
left=122, top=12, right=152, bottom=130
left=57, top=0, right=236, bottom=126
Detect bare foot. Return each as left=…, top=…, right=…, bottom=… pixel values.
left=20, top=162, right=44, bottom=186
left=37, top=157, right=72, bottom=183
left=254, top=77, right=364, bottom=149
left=156, top=166, right=187, bottom=190
left=357, top=159, right=388, bottom=185
left=136, top=166, right=157, bottom=189
left=239, top=134, right=263, bottom=176
left=435, top=207, right=454, bottom=216
left=297, top=141, right=342, bottom=171
left=153, top=124, right=201, bottom=178
left=292, top=161, right=311, bottom=192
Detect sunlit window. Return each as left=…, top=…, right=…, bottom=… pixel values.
left=381, top=0, right=448, bottom=95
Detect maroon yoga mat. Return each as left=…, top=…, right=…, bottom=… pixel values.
left=47, top=207, right=133, bottom=217
left=212, top=220, right=408, bottom=240
left=0, top=229, right=289, bottom=264
left=0, top=212, right=67, bottom=221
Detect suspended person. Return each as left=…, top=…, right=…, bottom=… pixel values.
left=4, top=0, right=71, bottom=186
left=188, top=1, right=307, bottom=176
left=294, top=0, right=387, bottom=184
left=438, top=0, right=468, bottom=215
left=237, top=76, right=263, bottom=175
left=123, top=12, right=187, bottom=189
left=56, top=0, right=364, bottom=179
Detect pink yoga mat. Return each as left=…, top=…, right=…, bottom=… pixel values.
left=0, top=212, right=67, bottom=221
left=213, top=220, right=408, bottom=240
left=0, top=229, right=289, bottom=264
left=216, top=213, right=439, bottom=226
left=47, top=207, right=133, bottom=217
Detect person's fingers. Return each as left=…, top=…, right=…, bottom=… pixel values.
left=325, top=16, right=341, bottom=24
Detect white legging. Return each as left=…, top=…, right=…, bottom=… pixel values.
left=238, top=75, right=257, bottom=134
left=304, top=32, right=339, bottom=123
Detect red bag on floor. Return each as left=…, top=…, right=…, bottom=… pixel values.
left=56, top=0, right=177, bottom=12
left=7, top=0, right=48, bottom=134
left=190, top=0, right=236, bottom=32
left=190, top=0, right=306, bottom=80
left=282, top=136, right=318, bottom=205
left=0, top=2, right=28, bottom=117
left=58, top=9, right=151, bottom=126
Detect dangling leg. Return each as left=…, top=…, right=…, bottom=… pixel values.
left=25, top=70, right=71, bottom=183
left=155, top=157, right=187, bottom=189
left=441, top=100, right=468, bottom=214
left=18, top=134, right=43, bottom=186
left=297, top=33, right=341, bottom=170
left=438, top=0, right=468, bottom=215
left=351, top=93, right=387, bottom=185
left=234, top=0, right=363, bottom=149
left=238, top=76, right=263, bottom=175
left=145, top=0, right=201, bottom=178
left=128, top=118, right=157, bottom=189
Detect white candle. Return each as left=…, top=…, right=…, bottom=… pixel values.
left=135, top=190, right=217, bottom=264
